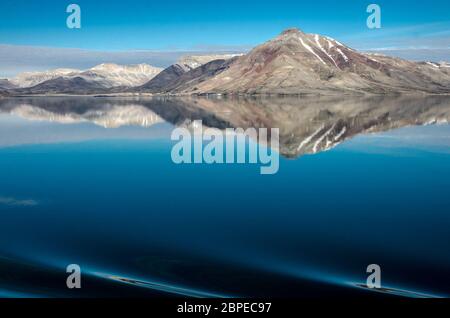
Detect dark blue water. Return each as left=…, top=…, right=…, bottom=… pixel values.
left=0, top=101, right=449, bottom=298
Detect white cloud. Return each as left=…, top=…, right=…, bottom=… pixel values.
left=364, top=48, right=450, bottom=62
left=0, top=44, right=243, bottom=78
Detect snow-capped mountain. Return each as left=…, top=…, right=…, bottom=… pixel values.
left=84, top=63, right=163, bottom=87
left=178, top=28, right=450, bottom=95
left=10, top=63, right=163, bottom=88
left=0, top=79, right=17, bottom=90
left=0, top=79, right=17, bottom=92
left=11, top=69, right=79, bottom=88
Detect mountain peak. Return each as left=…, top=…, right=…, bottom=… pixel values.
left=281, top=28, right=303, bottom=34
left=280, top=28, right=304, bottom=36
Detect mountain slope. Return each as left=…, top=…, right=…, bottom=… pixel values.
left=13, top=77, right=111, bottom=95
left=134, top=64, right=190, bottom=93
left=179, top=28, right=450, bottom=95
left=177, top=54, right=242, bottom=69
left=135, top=54, right=240, bottom=93
left=168, top=58, right=237, bottom=93
left=11, top=69, right=80, bottom=88
left=82, top=63, right=163, bottom=87
left=0, top=79, right=18, bottom=89
left=135, top=58, right=237, bottom=94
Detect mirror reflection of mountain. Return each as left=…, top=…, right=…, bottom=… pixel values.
left=0, top=95, right=449, bottom=158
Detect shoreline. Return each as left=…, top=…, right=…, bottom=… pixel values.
left=3, top=91, right=450, bottom=98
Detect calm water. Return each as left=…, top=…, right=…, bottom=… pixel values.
left=0, top=96, right=449, bottom=298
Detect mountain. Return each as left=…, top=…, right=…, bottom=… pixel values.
left=0, top=79, right=18, bottom=89
left=10, top=63, right=163, bottom=89
left=135, top=58, right=237, bottom=93
left=177, top=28, right=450, bottom=95
left=81, top=63, right=163, bottom=87
left=13, top=76, right=111, bottom=95
left=167, top=58, right=237, bottom=93
left=11, top=69, right=80, bottom=88
left=135, top=64, right=190, bottom=93
left=134, top=54, right=242, bottom=93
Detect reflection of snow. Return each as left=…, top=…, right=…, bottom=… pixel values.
left=297, top=125, right=324, bottom=151
left=313, top=124, right=335, bottom=153
left=10, top=104, right=164, bottom=128
left=334, top=127, right=347, bottom=141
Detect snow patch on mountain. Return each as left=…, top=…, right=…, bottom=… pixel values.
left=299, top=37, right=326, bottom=65
left=336, top=47, right=349, bottom=62
left=426, top=62, right=440, bottom=68
left=315, top=35, right=339, bottom=68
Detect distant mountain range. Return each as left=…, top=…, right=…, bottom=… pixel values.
left=7, top=63, right=164, bottom=94
left=2, top=29, right=450, bottom=95
left=10, top=64, right=163, bottom=88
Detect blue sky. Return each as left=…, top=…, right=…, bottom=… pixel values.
left=1, top=0, right=449, bottom=50
left=0, top=0, right=449, bottom=77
